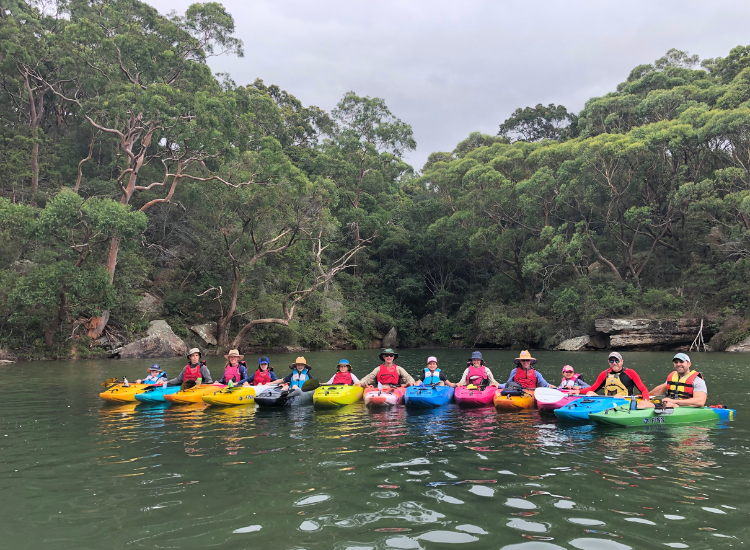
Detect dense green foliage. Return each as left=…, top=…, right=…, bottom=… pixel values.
left=1, top=1, right=749, bottom=357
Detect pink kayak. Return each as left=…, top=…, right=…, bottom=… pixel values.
left=455, top=385, right=497, bottom=407
left=535, top=387, right=584, bottom=411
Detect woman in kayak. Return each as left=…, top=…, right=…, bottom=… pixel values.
left=558, top=365, right=589, bottom=390
left=569, top=351, right=648, bottom=399
left=242, top=357, right=278, bottom=386
left=457, top=351, right=501, bottom=387
left=164, top=348, right=212, bottom=386
left=418, top=356, right=456, bottom=387
left=275, top=357, right=313, bottom=388
left=503, top=350, right=555, bottom=388
left=216, top=349, right=249, bottom=386
left=325, top=359, right=360, bottom=385
left=356, top=349, right=416, bottom=387
left=136, top=363, right=167, bottom=384
left=639, top=353, right=706, bottom=408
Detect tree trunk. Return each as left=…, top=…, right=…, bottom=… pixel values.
left=44, top=290, right=67, bottom=347
left=30, top=138, right=39, bottom=198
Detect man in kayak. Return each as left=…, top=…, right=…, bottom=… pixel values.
left=356, top=349, right=416, bottom=387
left=569, top=352, right=648, bottom=399
left=458, top=352, right=500, bottom=387
left=242, top=357, right=278, bottom=386
left=639, top=353, right=706, bottom=408
left=417, top=356, right=456, bottom=387
left=558, top=365, right=589, bottom=390
left=274, top=357, right=313, bottom=388
left=503, top=350, right=555, bottom=388
left=325, top=359, right=360, bottom=385
left=136, top=363, right=167, bottom=384
left=164, top=348, right=212, bottom=386
left=216, top=349, right=249, bottom=386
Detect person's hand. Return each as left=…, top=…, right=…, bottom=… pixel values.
left=162, top=382, right=168, bottom=387
left=548, top=385, right=557, bottom=389
left=490, top=382, right=499, bottom=388
left=354, top=383, right=361, bottom=387
left=569, top=389, right=580, bottom=394
left=662, top=397, right=679, bottom=408
left=135, top=379, right=142, bottom=384
left=242, top=382, right=250, bottom=387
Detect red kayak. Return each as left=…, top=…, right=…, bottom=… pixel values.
left=454, top=385, right=497, bottom=407
left=363, top=385, right=406, bottom=407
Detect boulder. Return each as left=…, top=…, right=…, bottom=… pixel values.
left=137, top=293, right=163, bottom=317
left=117, top=320, right=187, bottom=359
left=595, top=318, right=711, bottom=350
left=382, top=327, right=399, bottom=348
left=368, top=339, right=383, bottom=349
left=726, top=335, right=750, bottom=352
left=190, top=322, right=218, bottom=346
left=0, top=347, right=18, bottom=362
left=556, top=335, right=608, bottom=351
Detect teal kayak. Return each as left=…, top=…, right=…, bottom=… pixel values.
left=134, top=385, right=180, bottom=403
left=405, top=385, right=454, bottom=407
left=554, top=396, right=629, bottom=422
left=590, top=404, right=736, bottom=427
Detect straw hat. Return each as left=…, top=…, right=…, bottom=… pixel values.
left=290, top=356, right=310, bottom=370
left=187, top=347, right=202, bottom=358
left=514, top=350, right=537, bottom=365
left=224, top=349, right=244, bottom=360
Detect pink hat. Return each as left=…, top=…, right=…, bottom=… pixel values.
left=427, top=356, right=438, bottom=363
left=562, top=365, right=574, bottom=373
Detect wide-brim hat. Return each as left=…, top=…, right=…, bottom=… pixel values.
left=187, top=347, right=202, bottom=358
left=379, top=348, right=399, bottom=361
left=224, top=349, right=244, bottom=360
left=337, top=359, right=352, bottom=371
left=469, top=351, right=483, bottom=361
left=290, top=356, right=310, bottom=370
left=514, top=350, right=537, bottom=365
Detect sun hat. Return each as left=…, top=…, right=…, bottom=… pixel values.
left=427, top=356, right=438, bottom=364
left=562, top=365, right=574, bottom=373
left=379, top=348, right=399, bottom=361
left=673, top=352, right=691, bottom=362
left=187, top=347, right=202, bottom=358
left=469, top=351, right=483, bottom=361
left=514, top=350, right=537, bottom=365
left=290, top=356, right=310, bottom=370
left=337, top=359, right=352, bottom=371
left=224, top=349, right=244, bottom=360
left=149, top=363, right=161, bottom=371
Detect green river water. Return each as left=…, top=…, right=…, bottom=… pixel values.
left=1, top=349, right=748, bottom=549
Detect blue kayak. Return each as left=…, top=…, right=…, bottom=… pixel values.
left=405, top=385, right=454, bottom=407
left=554, top=396, right=629, bottom=422
left=134, top=385, right=180, bottom=403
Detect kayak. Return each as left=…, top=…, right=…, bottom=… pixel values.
left=363, top=385, right=406, bottom=407
left=494, top=389, right=536, bottom=411
left=99, top=383, right=151, bottom=403
left=202, top=385, right=272, bottom=406
left=134, top=385, right=180, bottom=403
left=454, top=385, right=496, bottom=407
left=554, top=396, right=629, bottom=421
left=590, top=404, right=737, bottom=427
left=535, top=387, right=581, bottom=411
left=313, top=385, right=364, bottom=409
left=255, top=385, right=315, bottom=407
left=405, top=385, right=454, bottom=407
left=165, top=384, right=226, bottom=404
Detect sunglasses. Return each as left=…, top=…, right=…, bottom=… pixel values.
left=673, top=360, right=686, bottom=364
left=608, top=358, right=621, bottom=363
left=563, top=370, right=574, bottom=373
left=383, top=354, right=394, bottom=357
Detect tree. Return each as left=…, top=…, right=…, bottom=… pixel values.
left=499, top=103, right=576, bottom=142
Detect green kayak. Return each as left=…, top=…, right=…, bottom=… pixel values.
left=590, top=404, right=736, bottom=427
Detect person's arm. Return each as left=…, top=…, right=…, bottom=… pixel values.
left=350, top=374, right=360, bottom=384
left=356, top=368, right=380, bottom=387
left=535, top=371, right=552, bottom=388
left=457, top=368, right=469, bottom=386
left=440, top=372, right=453, bottom=387
left=398, top=367, right=416, bottom=386
left=200, top=365, right=213, bottom=384
left=573, top=371, right=606, bottom=395
left=575, top=378, right=590, bottom=389
left=166, top=367, right=186, bottom=386
left=650, top=382, right=668, bottom=396
left=269, top=372, right=287, bottom=385
left=664, top=377, right=707, bottom=408
left=326, top=375, right=336, bottom=384
left=505, top=368, right=517, bottom=386
left=626, top=370, right=649, bottom=399
left=483, top=367, right=500, bottom=387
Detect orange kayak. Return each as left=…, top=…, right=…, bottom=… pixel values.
left=99, top=383, right=151, bottom=403
left=165, top=384, right=227, bottom=404
left=363, top=385, right=406, bottom=407
left=494, top=389, right=536, bottom=411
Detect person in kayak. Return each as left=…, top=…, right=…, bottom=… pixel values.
left=503, top=350, right=555, bottom=388
left=569, top=352, right=649, bottom=399
left=164, top=348, right=212, bottom=386
left=356, top=349, right=416, bottom=387
left=558, top=365, right=589, bottom=390
left=216, top=349, right=249, bottom=386
left=639, top=353, right=707, bottom=408
left=242, top=357, right=278, bottom=386
left=274, top=357, right=313, bottom=388
left=417, top=356, right=456, bottom=387
left=136, top=363, right=167, bottom=384
left=458, top=351, right=501, bottom=387
left=325, top=359, right=361, bottom=385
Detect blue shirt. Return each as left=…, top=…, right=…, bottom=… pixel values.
left=505, top=368, right=552, bottom=388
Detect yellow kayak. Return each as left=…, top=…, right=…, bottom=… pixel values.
left=202, top=384, right=272, bottom=406
left=99, top=383, right=151, bottom=403
left=313, top=385, right=363, bottom=409
left=165, top=384, right=227, bottom=404
left=494, top=389, right=536, bottom=411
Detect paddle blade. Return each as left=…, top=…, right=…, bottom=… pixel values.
left=301, top=379, right=320, bottom=392
left=180, top=380, right=197, bottom=391
left=101, top=377, right=118, bottom=387
left=534, top=387, right=566, bottom=403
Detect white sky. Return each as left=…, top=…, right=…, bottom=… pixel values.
left=150, top=0, right=750, bottom=170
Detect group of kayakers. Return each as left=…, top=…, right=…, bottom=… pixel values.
left=133, top=346, right=708, bottom=408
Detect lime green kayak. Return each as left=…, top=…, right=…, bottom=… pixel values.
left=590, top=404, right=736, bottom=427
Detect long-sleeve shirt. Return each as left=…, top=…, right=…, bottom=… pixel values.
left=166, top=364, right=212, bottom=386
left=142, top=372, right=167, bottom=384
left=504, top=368, right=552, bottom=388
left=559, top=377, right=590, bottom=390
left=326, top=373, right=361, bottom=384
left=243, top=371, right=279, bottom=385
left=583, top=368, right=649, bottom=399
left=458, top=366, right=499, bottom=386
left=359, top=365, right=415, bottom=387
left=217, top=365, right=249, bottom=384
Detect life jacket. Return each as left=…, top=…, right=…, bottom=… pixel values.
left=559, top=373, right=582, bottom=389
left=604, top=368, right=634, bottom=396
left=290, top=368, right=310, bottom=389
left=183, top=362, right=205, bottom=382
left=332, top=371, right=353, bottom=385
left=253, top=368, right=271, bottom=386
left=514, top=367, right=537, bottom=389
left=666, top=370, right=703, bottom=399
left=423, top=368, right=441, bottom=385
left=467, top=365, right=487, bottom=385
left=223, top=361, right=245, bottom=384
left=143, top=372, right=166, bottom=384
left=377, top=364, right=400, bottom=385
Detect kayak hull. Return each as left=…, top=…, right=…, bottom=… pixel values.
left=363, top=386, right=406, bottom=407
left=313, top=385, right=363, bottom=408
left=554, top=396, right=629, bottom=422
left=165, top=385, right=226, bottom=404
left=405, top=385, right=454, bottom=407
left=99, top=383, right=151, bottom=403
left=202, top=385, right=271, bottom=406
left=494, top=390, right=536, bottom=410
left=534, top=387, right=580, bottom=411
left=255, top=385, right=315, bottom=407
left=134, top=385, right=180, bottom=403
left=454, top=386, right=496, bottom=407
left=590, top=404, right=737, bottom=427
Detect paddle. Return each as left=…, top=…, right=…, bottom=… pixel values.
left=101, top=377, right=119, bottom=387
left=301, top=379, right=320, bottom=392
left=180, top=380, right=197, bottom=391
left=534, top=387, right=567, bottom=403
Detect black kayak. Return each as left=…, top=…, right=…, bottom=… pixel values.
left=254, top=385, right=315, bottom=407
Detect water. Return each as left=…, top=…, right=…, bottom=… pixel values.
left=2, top=349, right=749, bottom=549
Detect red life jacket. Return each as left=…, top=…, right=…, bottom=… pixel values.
left=223, top=363, right=241, bottom=383
left=183, top=362, right=204, bottom=382
left=377, top=364, right=399, bottom=385
left=467, top=365, right=487, bottom=385
left=666, top=370, right=702, bottom=399
left=332, top=371, right=353, bottom=385
left=514, top=367, right=537, bottom=389
left=559, top=373, right=582, bottom=389
left=253, top=368, right=271, bottom=386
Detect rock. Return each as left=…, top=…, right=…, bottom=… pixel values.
left=726, top=335, right=750, bottom=352
left=137, top=293, right=163, bottom=317
left=11, top=259, right=35, bottom=275
left=117, top=320, right=187, bottom=359
left=382, top=327, right=399, bottom=348
left=595, top=318, right=711, bottom=350
left=368, top=339, right=383, bottom=349
left=556, top=335, right=607, bottom=351
left=190, top=322, right=218, bottom=346
left=0, top=347, right=18, bottom=362
left=0, top=359, right=15, bottom=364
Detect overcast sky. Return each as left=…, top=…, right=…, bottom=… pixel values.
left=151, top=0, right=750, bottom=170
